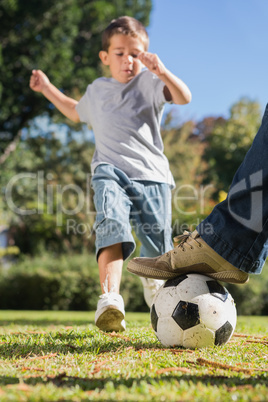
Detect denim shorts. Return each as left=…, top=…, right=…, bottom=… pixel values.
left=91, top=164, right=173, bottom=260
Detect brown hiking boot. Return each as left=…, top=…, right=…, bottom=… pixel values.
left=127, top=230, right=249, bottom=284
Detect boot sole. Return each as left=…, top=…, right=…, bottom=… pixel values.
left=127, top=260, right=249, bottom=284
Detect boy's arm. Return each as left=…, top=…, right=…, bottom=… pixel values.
left=138, top=52, right=192, bottom=105
left=29, top=70, right=80, bottom=123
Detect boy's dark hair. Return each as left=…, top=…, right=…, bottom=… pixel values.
left=102, top=16, right=149, bottom=51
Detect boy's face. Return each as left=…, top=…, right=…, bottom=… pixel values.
left=99, top=34, right=145, bottom=83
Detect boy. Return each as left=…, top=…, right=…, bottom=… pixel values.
left=30, top=16, right=192, bottom=332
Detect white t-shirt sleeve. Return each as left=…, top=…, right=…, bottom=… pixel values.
left=151, top=73, right=172, bottom=108
left=75, top=85, right=91, bottom=124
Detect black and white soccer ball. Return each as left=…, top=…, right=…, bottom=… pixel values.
left=150, top=274, right=237, bottom=348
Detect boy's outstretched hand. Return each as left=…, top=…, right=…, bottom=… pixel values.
left=29, top=70, right=50, bottom=93
left=138, top=52, right=166, bottom=77
left=29, top=69, right=79, bottom=122
left=138, top=51, right=192, bottom=105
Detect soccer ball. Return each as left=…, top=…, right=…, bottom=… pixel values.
left=150, top=274, right=237, bottom=348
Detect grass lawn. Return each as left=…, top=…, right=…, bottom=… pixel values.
left=0, top=311, right=267, bottom=401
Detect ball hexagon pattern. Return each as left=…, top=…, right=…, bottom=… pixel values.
left=150, top=274, right=237, bottom=348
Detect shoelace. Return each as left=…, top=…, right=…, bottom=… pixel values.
left=100, top=276, right=117, bottom=298
left=170, top=230, right=202, bottom=253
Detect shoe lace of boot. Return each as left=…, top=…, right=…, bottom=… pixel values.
left=172, top=230, right=202, bottom=252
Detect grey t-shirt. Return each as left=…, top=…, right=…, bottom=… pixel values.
left=76, top=69, right=175, bottom=187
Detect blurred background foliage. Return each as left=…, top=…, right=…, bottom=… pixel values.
left=0, top=0, right=266, bottom=314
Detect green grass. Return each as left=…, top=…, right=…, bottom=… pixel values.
left=0, top=311, right=267, bottom=401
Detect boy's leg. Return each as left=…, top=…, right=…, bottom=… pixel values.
left=98, top=243, right=123, bottom=294
left=128, top=105, right=268, bottom=282
left=91, top=164, right=136, bottom=332
left=95, top=243, right=126, bottom=332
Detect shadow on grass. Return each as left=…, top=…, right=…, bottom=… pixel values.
left=0, top=372, right=267, bottom=392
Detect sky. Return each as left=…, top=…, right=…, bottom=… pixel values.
left=147, top=0, right=268, bottom=123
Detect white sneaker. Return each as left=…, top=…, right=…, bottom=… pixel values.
left=140, top=277, right=165, bottom=307
left=95, top=292, right=126, bottom=332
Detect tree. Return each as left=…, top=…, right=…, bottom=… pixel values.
left=1, top=117, right=96, bottom=254
left=0, top=0, right=152, bottom=160
left=161, top=114, right=212, bottom=234
left=161, top=99, right=262, bottom=234
left=202, top=98, right=262, bottom=197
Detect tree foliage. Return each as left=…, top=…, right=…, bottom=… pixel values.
left=160, top=98, right=262, bottom=235
left=202, top=98, right=262, bottom=196
left=1, top=119, right=96, bottom=254
left=162, top=115, right=211, bottom=233
left=0, top=0, right=152, bottom=156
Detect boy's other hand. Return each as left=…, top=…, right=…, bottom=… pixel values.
left=30, top=70, right=50, bottom=93
left=138, top=52, right=166, bottom=76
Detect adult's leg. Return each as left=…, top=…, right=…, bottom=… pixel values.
left=198, top=104, right=268, bottom=274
